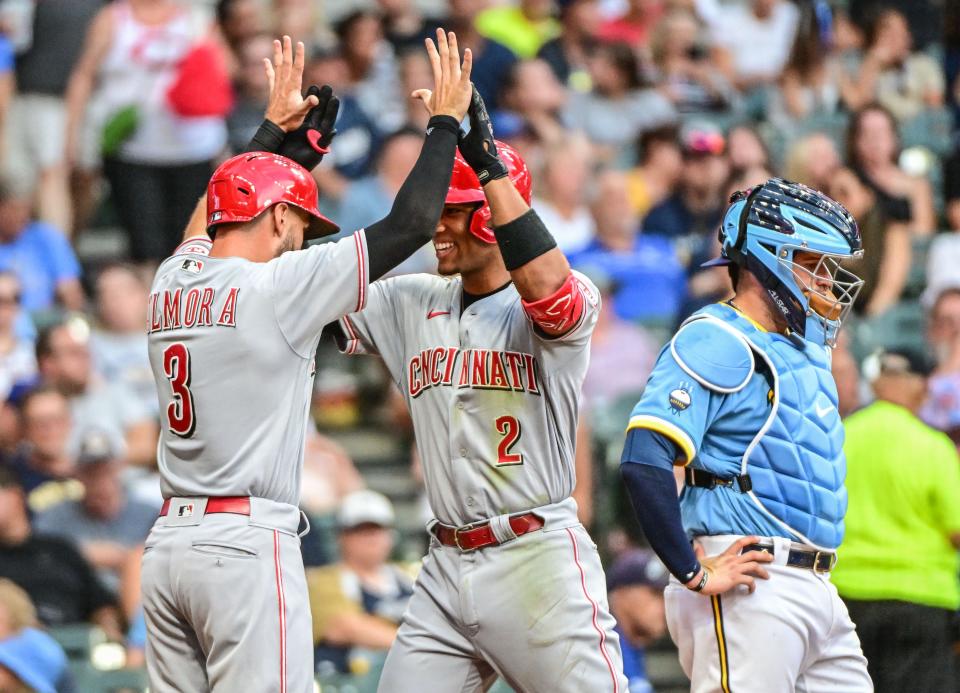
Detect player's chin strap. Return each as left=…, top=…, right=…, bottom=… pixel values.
left=684, top=467, right=753, bottom=493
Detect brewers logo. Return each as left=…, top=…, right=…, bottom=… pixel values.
left=669, top=388, right=691, bottom=411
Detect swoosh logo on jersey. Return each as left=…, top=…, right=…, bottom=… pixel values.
left=427, top=310, right=451, bottom=320
left=815, top=403, right=833, bottom=418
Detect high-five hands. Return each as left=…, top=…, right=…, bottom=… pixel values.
left=411, top=28, right=474, bottom=123
left=264, top=36, right=318, bottom=132
left=687, top=536, right=774, bottom=596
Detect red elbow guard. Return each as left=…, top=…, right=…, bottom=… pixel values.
left=521, top=273, right=586, bottom=334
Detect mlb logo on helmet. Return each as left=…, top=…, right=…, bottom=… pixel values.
left=211, top=211, right=222, bottom=222
left=669, top=388, right=692, bottom=411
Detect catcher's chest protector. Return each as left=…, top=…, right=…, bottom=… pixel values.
left=691, top=303, right=847, bottom=549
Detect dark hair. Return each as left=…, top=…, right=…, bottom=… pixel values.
left=215, top=0, right=239, bottom=26
left=784, top=2, right=826, bottom=81
left=333, top=9, right=381, bottom=44
left=34, top=321, right=70, bottom=362
left=594, top=42, right=644, bottom=91
left=637, top=125, right=680, bottom=164
left=845, top=102, right=900, bottom=166
left=863, top=7, right=905, bottom=50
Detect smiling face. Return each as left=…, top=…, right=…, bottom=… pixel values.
left=433, top=203, right=500, bottom=276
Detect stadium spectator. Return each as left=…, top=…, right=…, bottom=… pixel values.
left=65, top=0, right=229, bottom=263
left=768, top=0, right=846, bottom=132
left=597, top=0, right=663, bottom=49
left=497, top=58, right=568, bottom=145
left=0, top=467, right=121, bottom=639
left=536, top=0, right=601, bottom=90
left=843, top=8, right=944, bottom=122
left=606, top=549, right=669, bottom=693
left=565, top=42, right=676, bottom=161
left=847, top=103, right=936, bottom=236
left=377, top=0, right=439, bottom=54
left=830, top=167, right=910, bottom=317
left=834, top=349, right=960, bottom=693
left=300, top=426, right=365, bottom=519
left=0, top=272, right=36, bottom=402
left=625, top=125, right=683, bottom=219
left=531, top=135, right=595, bottom=254
left=475, top=0, right=559, bottom=59
left=706, top=0, right=799, bottom=92
left=34, top=428, right=155, bottom=594
left=334, top=9, right=405, bottom=135
left=308, top=491, right=414, bottom=674
left=0, top=181, right=83, bottom=316
left=832, top=331, right=863, bottom=418
left=571, top=170, right=686, bottom=326
left=650, top=9, right=737, bottom=114
left=215, top=0, right=266, bottom=59
left=225, top=33, right=273, bottom=154
left=36, top=318, right=158, bottom=468
left=725, top=124, right=770, bottom=173
left=784, top=132, right=842, bottom=192
left=3, top=0, right=102, bottom=233
left=446, top=0, right=518, bottom=111
left=89, top=265, right=155, bottom=417
left=580, top=272, right=657, bottom=410
left=398, top=48, right=433, bottom=131
left=924, top=152, right=960, bottom=303
left=0, top=582, right=71, bottom=693
left=0, top=36, right=11, bottom=192
left=921, top=287, right=960, bottom=441
left=7, top=386, right=81, bottom=514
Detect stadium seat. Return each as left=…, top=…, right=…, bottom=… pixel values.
left=48, top=624, right=104, bottom=662
left=71, top=665, right=148, bottom=693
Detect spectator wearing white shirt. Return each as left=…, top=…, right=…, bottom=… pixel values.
left=706, top=0, right=799, bottom=91
left=532, top=135, right=596, bottom=254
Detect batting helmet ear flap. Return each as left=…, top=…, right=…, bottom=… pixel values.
left=470, top=203, right=493, bottom=243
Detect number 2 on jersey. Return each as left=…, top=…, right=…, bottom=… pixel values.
left=495, top=415, right=523, bottom=465
left=163, top=343, right=196, bottom=438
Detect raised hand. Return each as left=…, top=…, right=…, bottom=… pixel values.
left=689, top=536, right=773, bottom=596
left=264, top=36, right=319, bottom=132
left=411, top=28, right=473, bottom=122
left=277, top=84, right=340, bottom=170
left=458, top=86, right=508, bottom=183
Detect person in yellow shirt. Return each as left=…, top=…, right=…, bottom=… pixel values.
left=474, top=0, right=560, bottom=58
left=834, top=348, right=960, bottom=693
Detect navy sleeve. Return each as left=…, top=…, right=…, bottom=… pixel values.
left=620, top=428, right=701, bottom=583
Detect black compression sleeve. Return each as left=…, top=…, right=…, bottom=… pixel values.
left=243, top=119, right=285, bottom=154
left=365, top=115, right=460, bottom=281
left=620, top=428, right=701, bottom=583
left=492, top=209, right=557, bottom=271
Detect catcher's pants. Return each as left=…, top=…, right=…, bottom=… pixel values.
left=378, top=498, right=628, bottom=693
left=666, top=535, right=873, bottom=693
left=141, top=497, right=312, bottom=693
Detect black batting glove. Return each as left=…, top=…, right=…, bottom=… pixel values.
left=277, top=84, right=340, bottom=170
left=458, top=86, right=508, bottom=184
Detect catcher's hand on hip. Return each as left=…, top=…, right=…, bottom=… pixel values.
left=263, top=36, right=319, bottom=132
left=458, top=86, right=508, bottom=183
left=277, top=84, right=340, bottom=170
left=688, top=535, right=773, bottom=596
left=411, top=28, right=473, bottom=122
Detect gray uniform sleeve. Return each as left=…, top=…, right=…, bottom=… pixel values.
left=270, top=230, right=370, bottom=357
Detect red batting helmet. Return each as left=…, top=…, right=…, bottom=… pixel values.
left=446, top=141, right=532, bottom=244
left=207, top=152, right=339, bottom=241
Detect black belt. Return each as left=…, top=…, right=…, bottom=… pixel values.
left=744, top=543, right=836, bottom=573
left=685, top=467, right=753, bottom=493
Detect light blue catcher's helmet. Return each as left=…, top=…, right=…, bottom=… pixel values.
left=704, top=178, right=864, bottom=347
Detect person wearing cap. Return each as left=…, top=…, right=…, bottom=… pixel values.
left=833, top=348, right=960, bottom=692
left=306, top=490, right=414, bottom=675
left=0, top=466, right=121, bottom=640
left=607, top=549, right=669, bottom=693
left=0, top=579, right=71, bottom=693
left=34, top=427, right=156, bottom=594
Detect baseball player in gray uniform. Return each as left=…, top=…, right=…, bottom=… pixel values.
left=335, top=90, right=628, bottom=692
left=142, top=33, right=475, bottom=692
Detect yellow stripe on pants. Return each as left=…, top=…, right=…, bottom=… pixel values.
left=711, top=594, right=731, bottom=693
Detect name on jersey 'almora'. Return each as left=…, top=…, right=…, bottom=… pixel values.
left=146, top=288, right=240, bottom=333
left=408, top=347, right=541, bottom=398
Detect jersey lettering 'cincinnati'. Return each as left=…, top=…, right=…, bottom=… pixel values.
left=409, top=347, right=541, bottom=398
left=147, top=287, right=240, bottom=333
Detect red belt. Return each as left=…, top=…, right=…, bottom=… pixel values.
left=159, top=496, right=251, bottom=517
left=432, top=513, right=544, bottom=552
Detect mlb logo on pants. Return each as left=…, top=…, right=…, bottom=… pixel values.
left=178, top=504, right=194, bottom=518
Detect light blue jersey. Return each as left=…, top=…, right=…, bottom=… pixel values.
left=627, top=302, right=847, bottom=547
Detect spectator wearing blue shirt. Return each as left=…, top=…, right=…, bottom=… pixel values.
left=607, top=549, right=670, bottom=693
left=448, top=0, right=518, bottom=111
left=0, top=182, right=83, bottom=317
left=570, top=170, right=686, bottom=327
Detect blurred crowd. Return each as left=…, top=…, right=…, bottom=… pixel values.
left=0, top=0, right=957, bottom=690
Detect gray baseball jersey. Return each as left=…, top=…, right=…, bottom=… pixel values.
left=147, top=232, right=370, bottom=505
left=339, top=270, right=600, bottom=526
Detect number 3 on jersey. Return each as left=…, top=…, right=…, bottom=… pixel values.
left=163, top=343, right=196, bottom=438
left=495, top=415, right=523, bottom=466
